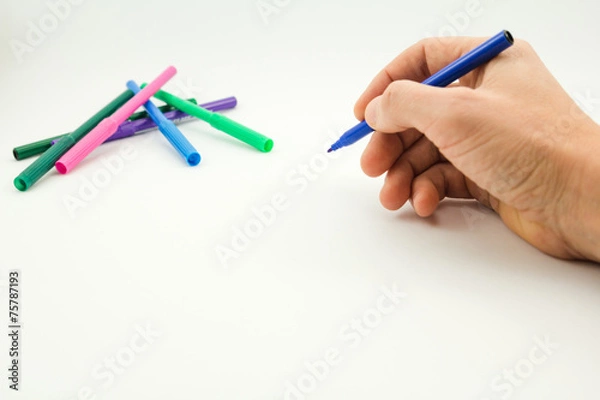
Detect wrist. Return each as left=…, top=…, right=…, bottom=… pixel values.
left=559, top=123, right=600, bottom=262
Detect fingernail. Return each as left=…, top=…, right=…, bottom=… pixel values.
left=365, top=97, right=380, bottom=127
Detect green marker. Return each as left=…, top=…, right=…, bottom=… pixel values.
left=12, top=100, right=196, bottom=161
left=12, top=135, right=65, bottom=161
left=141, top=84, right=273, bottom=152
left=13, top=90, right=134, bottom=191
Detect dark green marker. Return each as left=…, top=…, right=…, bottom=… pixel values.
left=12, top=100, right=196, bottom=161
left=13, top=90, right=134, bottom=192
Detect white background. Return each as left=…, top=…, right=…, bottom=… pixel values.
left=1, top=0, right=600, bottom=399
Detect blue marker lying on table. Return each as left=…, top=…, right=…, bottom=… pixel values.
left=328, top=30, right=514, bottom=152
left=126, top=80, right=201, bottom=166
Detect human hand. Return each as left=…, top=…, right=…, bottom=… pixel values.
left=355, top=36, right=600, bottom=261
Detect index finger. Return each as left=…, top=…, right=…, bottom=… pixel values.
left=353, top=35, right=490, bottom=120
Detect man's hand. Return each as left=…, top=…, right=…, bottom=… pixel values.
left=355, top=36, right=600, bottom=261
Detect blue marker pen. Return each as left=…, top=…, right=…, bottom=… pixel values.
left=328, top=30, right=514, bottom=152
left=126, top=80, right=201, bottom=166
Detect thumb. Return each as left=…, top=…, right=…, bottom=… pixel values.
left=364, top=80, right=480, bottom=150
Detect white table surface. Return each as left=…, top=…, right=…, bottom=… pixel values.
left=1, top=0, right=600, bottom=398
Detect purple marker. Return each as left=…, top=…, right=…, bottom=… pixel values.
left=52, top=96, right=238, bottom=146
left=107, top=108, right=196, bottom=142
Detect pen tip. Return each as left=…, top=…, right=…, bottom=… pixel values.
left=327, top=148, right=333, bottom=153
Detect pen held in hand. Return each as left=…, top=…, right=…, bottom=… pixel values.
left=328, top=30, right=515, bottom=152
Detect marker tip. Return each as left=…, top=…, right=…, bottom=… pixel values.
left=327, top=148, right=333, bottom=153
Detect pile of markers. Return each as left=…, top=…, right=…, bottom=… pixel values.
left=12, top=66, right=274, bottom=192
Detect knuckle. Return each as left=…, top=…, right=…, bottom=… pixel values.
left=418, top=36, right=446, bottom=51
left=416, top=37, right=433, bottom=50
left=382, top=81, right=426, bottom=113
left=381, top=81, right=406, bottom=109
left=416, top=37, right=445, bottom=63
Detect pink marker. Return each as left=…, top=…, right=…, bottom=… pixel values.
left=55, top=66, right=177, bottom=174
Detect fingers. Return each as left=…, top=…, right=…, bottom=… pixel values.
left=410, top=163, right=471, bottom=216
left=378, top=136, right=444, bottom=210
left=360, top=128, right=422, bottom=177
left=364, top=81, right=480, bottom=152
left=410, top=163, right=499, bottom=217
left=354, top=36, right=488, bottom=120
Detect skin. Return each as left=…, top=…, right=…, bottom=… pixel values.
left=354, top=36, right=600, bottom=262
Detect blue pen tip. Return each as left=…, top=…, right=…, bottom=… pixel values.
left=327, top=148, right=333, bottom=153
